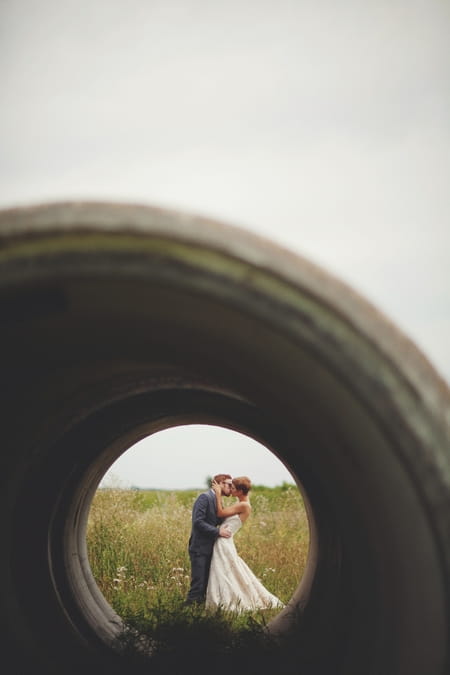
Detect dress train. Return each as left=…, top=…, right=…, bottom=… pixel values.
left=205, top=514, right=284, bottom=612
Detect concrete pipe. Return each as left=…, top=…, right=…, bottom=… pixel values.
left=0, top=202, right=449, bottom=675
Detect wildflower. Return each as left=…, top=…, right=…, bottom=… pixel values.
left=262, top=567, right=276, bottom=577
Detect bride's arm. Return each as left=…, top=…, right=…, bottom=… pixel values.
left=217, top=501, right=248, bottom=517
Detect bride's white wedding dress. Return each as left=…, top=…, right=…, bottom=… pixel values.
left=205, top=514, right=284, bottom=612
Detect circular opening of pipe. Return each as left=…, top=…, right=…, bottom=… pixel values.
left=87, top=424, right=309, bottom=629
left=44, top=379, right=319, bottom=673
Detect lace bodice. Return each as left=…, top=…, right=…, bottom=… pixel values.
left=222, top=514, right=242, bottom=536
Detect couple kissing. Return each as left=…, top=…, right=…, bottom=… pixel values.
left=185, top=473, right=284, bottom=612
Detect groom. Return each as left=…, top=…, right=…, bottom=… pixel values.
left=185, top=473, right=233, bottom=604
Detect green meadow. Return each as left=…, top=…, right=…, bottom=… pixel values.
left=87, top=483, right=309, bottom=671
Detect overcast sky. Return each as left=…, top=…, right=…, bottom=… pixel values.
left=1, top=1, right=449, bottom=488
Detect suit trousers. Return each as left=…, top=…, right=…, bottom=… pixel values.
left=186, top=549, right=213, bottom=602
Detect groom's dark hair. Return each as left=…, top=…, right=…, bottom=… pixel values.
left=212, top=473, right=232, bottom=485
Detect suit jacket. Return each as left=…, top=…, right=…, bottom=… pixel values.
left=188, top=489, right=223, bottom=555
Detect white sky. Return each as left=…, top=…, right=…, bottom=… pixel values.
left=101, top=425, right=296, bottom=490
left=1, top=1, right=449, bottom=488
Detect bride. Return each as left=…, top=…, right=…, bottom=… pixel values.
left=205, top=476, right=284, bottom=612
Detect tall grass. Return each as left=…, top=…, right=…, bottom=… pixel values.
left=86, top=484, right=309, bottom=671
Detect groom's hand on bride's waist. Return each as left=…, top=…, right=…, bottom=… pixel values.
left=219, top=524, right=231, bottom=538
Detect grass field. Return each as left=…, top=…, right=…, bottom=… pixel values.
left=87, top=483, right=309, bottom=671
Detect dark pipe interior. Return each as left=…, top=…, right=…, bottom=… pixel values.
left=0, top=202, right=449, bottom=675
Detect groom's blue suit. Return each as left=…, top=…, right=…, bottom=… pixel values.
left=186, top=489, right=223, bottom=603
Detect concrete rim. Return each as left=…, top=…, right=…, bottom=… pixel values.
left=1, top=201, right=449, bottom=674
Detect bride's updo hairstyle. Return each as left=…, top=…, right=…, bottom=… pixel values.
left=232, top=477, right=252, bottom=495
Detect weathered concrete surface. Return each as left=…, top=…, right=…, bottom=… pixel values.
left=0, top=201, right=449, bottom=674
